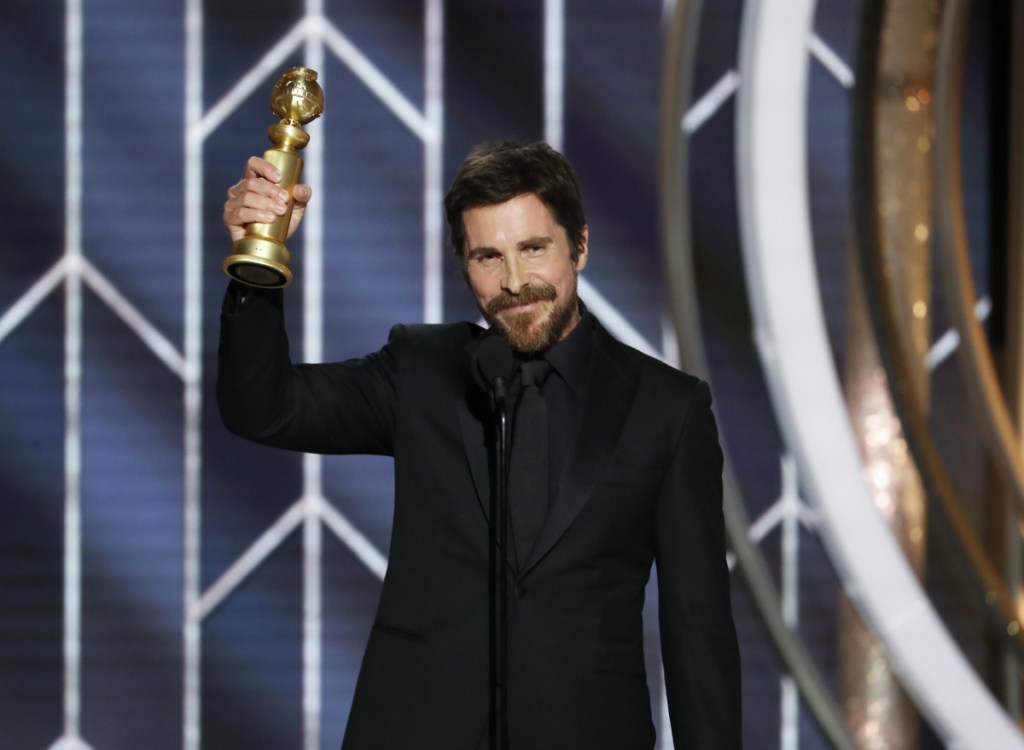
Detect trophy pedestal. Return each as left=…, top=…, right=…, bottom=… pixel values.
left=224, top=236, right=293, bottom=288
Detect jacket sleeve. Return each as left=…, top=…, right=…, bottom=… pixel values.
left=655, top=379, right=742, bottom=748
left=216, top=285, right=398, bottom=456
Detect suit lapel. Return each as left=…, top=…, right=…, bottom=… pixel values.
left=520, top=325, right=638, bottom=575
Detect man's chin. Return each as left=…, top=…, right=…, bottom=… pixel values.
left=492, top=312, right=549, bottom=354
left=485, top=294, right=579, bottom=354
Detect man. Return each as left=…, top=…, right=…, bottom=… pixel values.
left=218, top=141, right=740, bottom=748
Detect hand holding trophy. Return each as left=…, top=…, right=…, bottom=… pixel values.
left=223, top=67, right=324, bottom=288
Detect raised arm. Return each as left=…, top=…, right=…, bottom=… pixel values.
left=216, top=157, right=396, bottom=457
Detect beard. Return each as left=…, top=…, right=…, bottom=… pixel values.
left=483, top=281, right=579, bottom=354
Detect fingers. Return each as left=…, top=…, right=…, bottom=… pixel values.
left=223, top=158, right=289, bottom=241
left=243, top=155, right=282, bottom=182
left=285, top=184, right=313, bottom=240
left=223, top=155, right=315, bottom=243
left=292, top=183, right=312, bottom=207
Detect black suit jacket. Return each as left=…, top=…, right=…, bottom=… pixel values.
left=217, top=289, right=741, bottom=749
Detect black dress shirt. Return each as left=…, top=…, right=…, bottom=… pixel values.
left=513, top=305, right=594, bottom=507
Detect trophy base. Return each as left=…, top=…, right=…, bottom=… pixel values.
left=224, top=237, right=293, bottom=289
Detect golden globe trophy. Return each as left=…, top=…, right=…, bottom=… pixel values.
left=223, top=67, right=324, bottom=288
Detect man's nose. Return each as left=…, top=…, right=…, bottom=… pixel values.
left=501, top=255, right=526, bottom=294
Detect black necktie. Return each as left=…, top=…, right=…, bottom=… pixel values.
left=509, top=359, right=551, bottom=565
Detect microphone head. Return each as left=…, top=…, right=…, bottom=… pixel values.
left=475, top=334, right=517, bottom=386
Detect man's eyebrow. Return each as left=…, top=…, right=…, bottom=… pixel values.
left=466, top=236, right=553, bottom=258
left=466, top=245, right=497, bottom=259
left=517, top=236, right=553, bottom=249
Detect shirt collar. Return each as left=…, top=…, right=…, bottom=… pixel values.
left=537, top=300, right=593, bottom=394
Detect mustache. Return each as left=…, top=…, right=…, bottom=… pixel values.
left=486, top=283, right=557, bottom=315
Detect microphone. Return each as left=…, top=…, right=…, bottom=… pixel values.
left=474, top=335, right=517, bottom=402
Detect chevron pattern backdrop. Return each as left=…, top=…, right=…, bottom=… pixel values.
left=0, top=1, right=1002, bottom=749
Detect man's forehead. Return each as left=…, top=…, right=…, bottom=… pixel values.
left=464, top=192, right=551, bottom=216
left=463, top=195, right=560, bottom=237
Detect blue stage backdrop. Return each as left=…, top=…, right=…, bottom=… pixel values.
left=0, top=1, right=992, bottom=749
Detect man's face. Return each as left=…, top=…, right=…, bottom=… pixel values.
left=462, top=193, right=588, bottom=354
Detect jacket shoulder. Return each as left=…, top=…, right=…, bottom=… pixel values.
left=387, top=321, right=484, bottom=348
left=382, top=321, right=485, bottom=368
left=595, top=323, right=705, bottom=399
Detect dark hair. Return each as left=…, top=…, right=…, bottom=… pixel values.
left=444, top=141, right=587, bottom=266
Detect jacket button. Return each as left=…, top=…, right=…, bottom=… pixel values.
left=513, top=583, right=526, bottom=599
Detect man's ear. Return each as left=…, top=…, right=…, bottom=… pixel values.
left=575, top=226, right=589, bottom=271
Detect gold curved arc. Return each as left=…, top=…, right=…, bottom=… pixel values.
left=934, top=0, right=1024, bottom=511
left=853, top=0, right=1024, bottom=650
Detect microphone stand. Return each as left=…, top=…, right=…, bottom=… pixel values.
left=489, top=375, right=510, bottom=750
left=475, top=334, right=516, bottom=750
